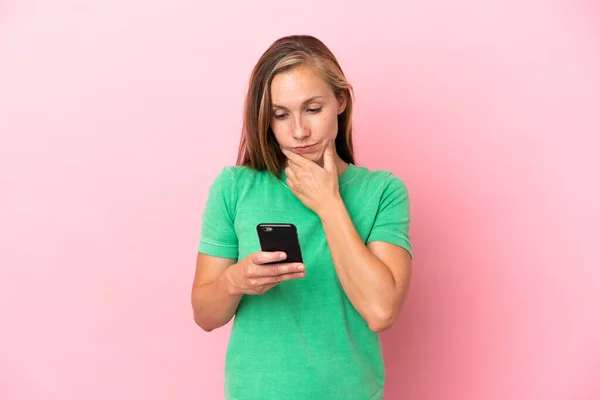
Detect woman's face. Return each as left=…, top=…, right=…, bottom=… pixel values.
left=270, top=65, right=346, bottom=166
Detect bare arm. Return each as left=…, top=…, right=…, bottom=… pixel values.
left=279, top=143, right=412, bottom=332
left=319, top=198, right=412, bottom=332
left=191, top=253, right=240, bottom=332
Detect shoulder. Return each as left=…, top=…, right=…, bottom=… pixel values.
left=204, top=166, right=258, bottom=215
left=208, top=165, right=275, bottom=197
left=348, top=164, right=409, bottom=197
left=205, top=165, right=279, bottom=216
left=210, top=165, right=263, bottom=185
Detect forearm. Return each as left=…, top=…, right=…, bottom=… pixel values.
left=192, top=269, right=242, bottom=332
left=319, top=198, right=403, bottom=331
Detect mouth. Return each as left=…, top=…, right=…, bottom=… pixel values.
left=293, top=144, right=317, bottom=153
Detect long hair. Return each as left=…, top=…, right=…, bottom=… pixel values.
left=236, top=35, right=355, bottom=178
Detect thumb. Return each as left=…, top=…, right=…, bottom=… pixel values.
left=324, top=139, right=336, bottom=173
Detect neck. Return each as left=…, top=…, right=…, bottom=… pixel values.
left=333, top=155, right=349, bottom=176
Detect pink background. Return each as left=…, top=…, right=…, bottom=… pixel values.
left=1, top=1, right=599, bottom=399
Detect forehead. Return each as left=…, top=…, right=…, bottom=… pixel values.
left=270, top=65, right=331, bottom=105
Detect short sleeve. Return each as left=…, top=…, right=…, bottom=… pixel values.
left=366, top=174, right=412, bottom=258
left=198, top=167, right=239, bottom=259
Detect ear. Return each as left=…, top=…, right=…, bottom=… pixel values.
left=336, top=92, right=347, bottom=115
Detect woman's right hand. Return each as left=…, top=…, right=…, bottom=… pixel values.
left=224, top=252, right=306, bottom=295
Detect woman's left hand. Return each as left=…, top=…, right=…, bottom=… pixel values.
left=280, top=140, right=341, bottom=216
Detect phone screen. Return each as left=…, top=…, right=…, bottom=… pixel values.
left=256, top=223, right=303, bottom=263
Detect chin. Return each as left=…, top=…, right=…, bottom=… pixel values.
left=301, top=153, right=321, bottom=162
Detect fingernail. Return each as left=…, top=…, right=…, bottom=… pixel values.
left=279, top=253, right=286, bottom=259
left=297, top=264, right=304, bottom=271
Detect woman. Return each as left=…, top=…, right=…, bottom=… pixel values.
left=191, top=35, right=412, bottom=400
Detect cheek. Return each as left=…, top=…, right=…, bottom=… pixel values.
left=270, top=123, right=288, bottom=142
left=318, top=111, right=339, bottom=136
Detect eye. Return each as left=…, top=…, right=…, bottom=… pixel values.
left=273, top=113, right=288, bottom=120
left=307, top=107, right=322, bottom=114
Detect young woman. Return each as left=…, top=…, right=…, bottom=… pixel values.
left=191, top=35, right=412, bottom=400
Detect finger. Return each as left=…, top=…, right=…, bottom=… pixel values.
left=284, top=166, right=296, bottom=179
left=253, top=283, right=277, bottom=294
left=324, top=139, right=336, bottom=173
left=286, top=178, right=295, bottom=191
left=280, top=146, right=311, bottom=167
left=284, top=166, right=297, bottom=189
left=251, top=262, right=305, bottom=278
left=286, top=163, right=304, bottom=186
left=250, top=251, right=287, bottom=265
left=249, top=271, right=306, bottom=287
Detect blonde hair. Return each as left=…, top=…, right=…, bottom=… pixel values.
left=236, top=35, right=355, bottom=178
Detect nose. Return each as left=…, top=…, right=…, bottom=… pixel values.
left=291, top=117, right=309, bottom=140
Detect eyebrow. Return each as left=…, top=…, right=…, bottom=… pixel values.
left=271, top=96, right=324, bottom=110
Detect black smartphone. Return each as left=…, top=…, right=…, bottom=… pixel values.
left=256, top=223, right=303, bottom=263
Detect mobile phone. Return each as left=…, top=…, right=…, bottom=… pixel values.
left=256, top=223, right=303, bottom=263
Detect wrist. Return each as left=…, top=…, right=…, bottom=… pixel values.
left=221, top=267, right=242, bottom=297
left=318, top=195, right=345, bottom=222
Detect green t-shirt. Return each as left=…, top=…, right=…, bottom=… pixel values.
left=198, top=163, right=411, bottom=400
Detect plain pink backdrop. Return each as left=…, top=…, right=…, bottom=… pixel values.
left=1, top=1, right=599, bottom=399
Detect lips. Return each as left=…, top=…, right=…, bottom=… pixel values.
left=294, top=144, right=316, bottom=153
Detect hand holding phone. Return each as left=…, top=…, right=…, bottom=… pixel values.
left=224, top=251, right=305, bottom=295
